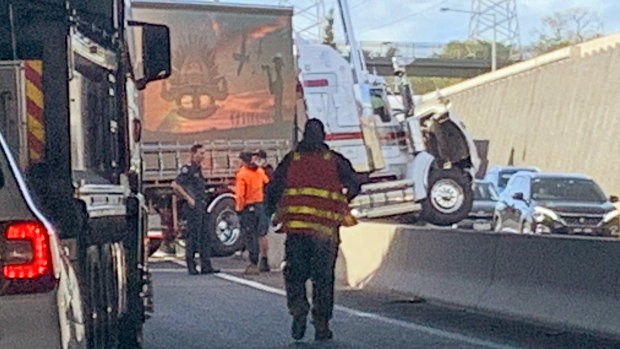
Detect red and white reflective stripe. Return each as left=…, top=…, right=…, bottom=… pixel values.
left=325, top=132, right=363, bottom=141
left=303, top=79, right=329, bottom=87
left=325, top=131, right=407, bottom=141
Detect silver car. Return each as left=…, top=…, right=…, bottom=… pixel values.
left=484, top=165, right=540, bottom=193
left=0, top=132, right=86, bottom=348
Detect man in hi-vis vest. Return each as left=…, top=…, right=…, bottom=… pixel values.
left=266, top=119, right=361, bottom=341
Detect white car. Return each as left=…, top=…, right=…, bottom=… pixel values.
left=484, top=165, right=540, bottom=193
left=0, top=132, right=86, bottom=348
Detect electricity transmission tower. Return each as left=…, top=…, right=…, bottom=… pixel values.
left=280, top=0, right=327, bottom=41
left=469, top=0, right=522, bottom=59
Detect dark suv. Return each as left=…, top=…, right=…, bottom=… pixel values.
left=493, top=172, right=620, bottom=237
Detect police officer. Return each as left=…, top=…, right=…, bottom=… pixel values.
left=171, top=143, right=219, bottom=275
left=266, top=119, right=361, bottom=341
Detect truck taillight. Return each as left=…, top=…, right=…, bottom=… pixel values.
left=1, top=221, right=56, bottom=294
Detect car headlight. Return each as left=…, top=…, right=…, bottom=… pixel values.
left=532, top=206, right=559, bottom=223
left=603, top=210, right=619, bottom=223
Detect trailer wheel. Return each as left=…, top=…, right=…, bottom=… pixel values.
left=421, top=168, right=473, bottom=226
left=207, top=197, right=243, bottom=257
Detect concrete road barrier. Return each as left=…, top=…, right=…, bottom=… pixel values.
left=484, top=234, right=620, bottom=337
left=365, top=228, right=498, bottom=308
left=363, top=227, right=620, bottom=339
left=267, top=222, right=620, bottom=338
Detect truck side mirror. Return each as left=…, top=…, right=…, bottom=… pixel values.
left=129, top=21, right=171, bottom=90
left=610, top=195, right=618, bottom=203
left=142, top=24, right=171, bottom=84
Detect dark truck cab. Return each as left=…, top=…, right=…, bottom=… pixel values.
left=0, top=0, right=170, bottom=347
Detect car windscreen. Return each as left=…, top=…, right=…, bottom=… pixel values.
left=530, top=177, right=607, bottom=203
left=498, top=169, right=536, bottom=188
left=474, top=182, right=499, bottom=201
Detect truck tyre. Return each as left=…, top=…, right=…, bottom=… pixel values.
left=100, top=244, right=119, bottom=348
left=119, top=325, right=143, bottom=349
left=421, top=168, right=473, bottom=226
left=207, top=197, right=243, bottom=257
left=85, top=247, right=105, bottom=349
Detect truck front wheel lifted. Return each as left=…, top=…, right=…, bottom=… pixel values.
left=421, top=168, right=473, bottom=226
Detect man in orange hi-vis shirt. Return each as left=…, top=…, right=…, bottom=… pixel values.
left=235, top=152, right=269, bottom=275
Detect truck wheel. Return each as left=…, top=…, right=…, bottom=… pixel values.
left=119, top=325, right=143, bottom=349
left=85, top=247, right=105, bottom=349
left=421, top=168, right=473, bottom=226
left=207, top=198, right=243, bottom=257
left=100, top=244, right=119, bottom=348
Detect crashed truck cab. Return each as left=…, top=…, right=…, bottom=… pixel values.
left=297, top=41, right=479, bottom=225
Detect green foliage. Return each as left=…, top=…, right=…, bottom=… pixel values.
left=436, top=40, right=512, bottom=61
left=322, top=8, right=336, bottom=49
left=384, top=76, right=464, bottom=95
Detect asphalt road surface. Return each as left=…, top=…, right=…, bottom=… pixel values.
left=144, top=254, right=620, bottom=349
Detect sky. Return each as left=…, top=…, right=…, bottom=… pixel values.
left=211, top=0, right=620, bottom=47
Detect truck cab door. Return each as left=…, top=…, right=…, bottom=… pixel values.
left=0, top=62, right=25, bottom=167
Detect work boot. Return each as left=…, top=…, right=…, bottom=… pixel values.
left=259, top=257, right=270, bottom=272
left=187, top=258, right=198, bottom=275
left=243, top=264, right=259, bottom=276
left=200, top=261, right=220, bottom=274
left=291, top=315, right=307, bottom=340
left=200, top=267, right=220, bottom=274
left=313, top=319, right=333, bottom=341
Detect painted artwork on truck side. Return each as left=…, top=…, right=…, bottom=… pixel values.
left=133, top=3, right=296, bottom=142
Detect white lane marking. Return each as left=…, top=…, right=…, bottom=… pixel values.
left=216, top=272, right=286, bottom=297
left=165, top=259, right=517, bottom=349
left=151, top=268, right=247, bottom=273
left=151, top=268, right=186, bottom=273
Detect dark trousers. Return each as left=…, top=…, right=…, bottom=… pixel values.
left=184, top=206, right=212, bottom=272
left=241, top=203, right=264, bottom=265
left=283, top=233, right=338, bottom=322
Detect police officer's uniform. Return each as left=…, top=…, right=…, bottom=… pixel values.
left=175, top=162, right=215, bottom=274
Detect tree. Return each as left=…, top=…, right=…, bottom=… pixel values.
left=530, top=7, right=603, bottom=55
left=436, top=40, right=511, bottom=62
left=322, top=8, right=336, bottom=49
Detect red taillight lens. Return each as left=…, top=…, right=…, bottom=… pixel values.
left=1, top=221, right=56, bottom=294
left=3, top=221, right=51, bottom=278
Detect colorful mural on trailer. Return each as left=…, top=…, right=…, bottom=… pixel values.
left=133, top=3, right=296, bottom=142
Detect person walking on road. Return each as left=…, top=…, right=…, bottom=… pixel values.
left=235, top=151, right=270, bottom=275
left=265, top=119, right=361, bottom=341
left=171, top=144, right=219, bottom=275
left=254, top=149, right=274, bottom=272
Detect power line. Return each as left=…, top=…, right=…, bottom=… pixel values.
left=359, top=0, right=450, bottom=34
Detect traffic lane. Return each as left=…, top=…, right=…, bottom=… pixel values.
left=193, top=255, right=620, bottom=349
left=144, top=267, right=507, bottom=349
left=238, top=261, right=620, bottom=349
